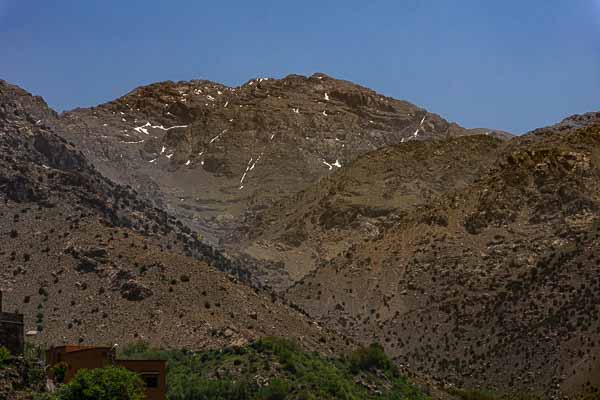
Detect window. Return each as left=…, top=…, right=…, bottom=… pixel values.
left=140, top=373, right=159, bottom=388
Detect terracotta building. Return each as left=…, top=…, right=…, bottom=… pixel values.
left=0, top=291, right=24, bottom=355
left=46, top=345, right=166, bottom=400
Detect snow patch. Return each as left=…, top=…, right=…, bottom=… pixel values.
left=239, top=153, right=264, bottom=189
left=134, top=122, right=151, bottom=135
left=324, top=93, right=330, bottom=101
left=209, top=129, right=227, bottom=144
left=413, top=115, right=427, bottom=138
left=157, top=124, right=188, bottom=131
left=134, top=122, right=188, bottom=135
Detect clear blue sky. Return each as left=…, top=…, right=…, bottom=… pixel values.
left=1, top=1, right=598, bottom=133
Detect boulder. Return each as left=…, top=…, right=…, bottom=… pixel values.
left=120, top=279, right=153, bottom=301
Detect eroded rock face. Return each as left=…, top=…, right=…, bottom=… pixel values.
left=32, top=134, right=85, bottom=171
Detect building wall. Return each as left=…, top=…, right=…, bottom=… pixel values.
left=46, top=347, right=113, bottom=382
left=117, top=360, right=167, bottom=400
left=0, top=312, right=24, bottom=356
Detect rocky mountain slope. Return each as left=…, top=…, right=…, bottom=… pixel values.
left=241, top=115, right=600, bottom=397
left=232, top=135, right=505, bottom=290
left=56, top=73, right=512, bottom=247
left=0, top=80, right=348, bottom=355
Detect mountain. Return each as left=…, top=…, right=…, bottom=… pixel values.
left=0, top=80, right=348, bottom=354
left=243, top=115, right=600, bottom=397
left=56, top=73, right=512, bottom=249
left=7, top=73, right=600, bottom=398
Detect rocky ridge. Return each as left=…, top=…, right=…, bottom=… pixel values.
left=57, top=73, right=512, bottom=248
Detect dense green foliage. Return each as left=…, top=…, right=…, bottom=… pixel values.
left=56, top=366, right=145, bottom=400
left=120, top=337, right=428, bottom=400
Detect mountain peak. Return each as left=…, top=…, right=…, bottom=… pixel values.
left=56, top=74, right=497, bottom=245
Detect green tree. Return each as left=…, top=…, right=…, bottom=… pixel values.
left=57, top=366, right=145, bottom=400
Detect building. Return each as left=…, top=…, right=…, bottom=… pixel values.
left=46, top=345, right=166, bottom=400
left=0, top=291, right=24, bottom=355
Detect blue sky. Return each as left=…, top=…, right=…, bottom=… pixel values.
left=0, top=1, right=598, bottom=133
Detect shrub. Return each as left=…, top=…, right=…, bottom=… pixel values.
left=57, top=366, right=145, bottom=400
left=348, top=343, right=395, bottom=374
left=51, top=362, right=69, bottom=384
left=0, top=346, right=11, bottom=368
